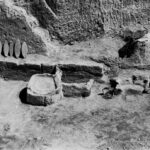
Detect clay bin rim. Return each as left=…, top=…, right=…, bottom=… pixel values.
left=27, top=73, right=59, bottom=96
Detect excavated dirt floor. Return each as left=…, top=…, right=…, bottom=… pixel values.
left=1, top=1, right=150, bottom=150
left=1, top=68, right=150, bottom=150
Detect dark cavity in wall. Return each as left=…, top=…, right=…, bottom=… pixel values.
left=118, top=39, right=137, bottom=58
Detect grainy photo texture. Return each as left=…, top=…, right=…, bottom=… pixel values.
left=0, top=0, right=150, bottom=150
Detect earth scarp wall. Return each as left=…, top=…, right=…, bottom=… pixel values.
left=1, top=0, right=150, bottom=54
left=30, top=0, right=150, bottom=44
left=0, top=1, right=46, bottom=54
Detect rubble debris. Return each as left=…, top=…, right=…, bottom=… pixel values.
left=132, top=74, right=149, bottom=86
left=62, top=79, right=94, bottom=97
left=102, top=87, right=110, bottom=95
left=101, top=79, right=122, bottom=99
left=3, top=40, right=9, bottom=57
left=26, top=67, right=63, bottom=106
left=142, top=79, right=150, bottom=94
left=21, top=42, right=28, bottom=58
left=14, top=39, right=21, bottom=58
left=109, top=79, right=118, bottom=90
left=132, top=75, right=137, bottom=84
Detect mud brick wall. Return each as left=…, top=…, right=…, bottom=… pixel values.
left=0, top=61, right=103, bottom=82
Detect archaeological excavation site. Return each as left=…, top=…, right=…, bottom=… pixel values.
left=1, top=0, right=150, bottom=150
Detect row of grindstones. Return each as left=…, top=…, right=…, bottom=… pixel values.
left=0, top=39, right=28, bottom=58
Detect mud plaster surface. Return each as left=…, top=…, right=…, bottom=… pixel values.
left=29, top=75, right=55, bottom=95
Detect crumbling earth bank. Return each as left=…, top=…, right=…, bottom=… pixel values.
left=30, top=0, right=150, bottom=43
left=1, top=0, right=150, bottom=51
left=0, top=1, right=46, bottom=54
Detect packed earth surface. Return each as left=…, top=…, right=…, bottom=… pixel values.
left=1, top=0, right=150, bottom=150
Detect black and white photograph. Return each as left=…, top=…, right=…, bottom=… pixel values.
left=0, top=0, right=150, bottom=149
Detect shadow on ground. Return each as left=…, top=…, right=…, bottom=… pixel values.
left=19, top=88, right=28, bottom=104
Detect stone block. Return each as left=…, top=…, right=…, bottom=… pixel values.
left=62, top=79, right=94, bottom=97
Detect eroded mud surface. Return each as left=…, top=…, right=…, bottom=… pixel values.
left=0, top=69, right=150, bottom=150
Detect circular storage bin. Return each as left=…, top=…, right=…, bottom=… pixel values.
left=27, top=71, right=62, bottom=106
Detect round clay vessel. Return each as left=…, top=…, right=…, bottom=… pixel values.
left=0, top=41, right=2, bottom=55
left=3, top=40, right=9, bottom=57
left=21, top=41, right=28, bottom=58
left=14, top=39, right=21, bottom=58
